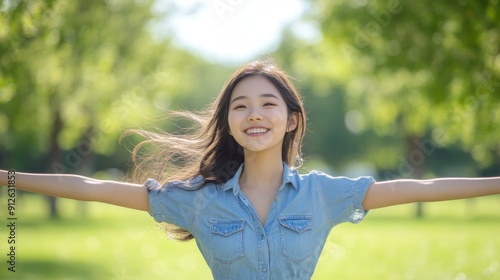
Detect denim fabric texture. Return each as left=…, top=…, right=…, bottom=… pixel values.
left=146, top=162, right=375, bottom=280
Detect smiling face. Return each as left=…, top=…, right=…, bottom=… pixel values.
left=228, top=75, right=297, bottom=156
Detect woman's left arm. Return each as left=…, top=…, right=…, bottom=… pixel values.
left=362, top=177, right=500, bottom=210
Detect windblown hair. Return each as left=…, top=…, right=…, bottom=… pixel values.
left=127, top=58, right=307, bottom=241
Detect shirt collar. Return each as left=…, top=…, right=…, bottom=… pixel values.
left=222, top=161, right=298, bottom=195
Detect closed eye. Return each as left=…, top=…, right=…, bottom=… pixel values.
left=264, top=103, right=277, bottom=107
left=233, top=105, right=246, bottom=110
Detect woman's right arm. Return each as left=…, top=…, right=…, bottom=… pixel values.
left=0, top=169, right=149, bottom=211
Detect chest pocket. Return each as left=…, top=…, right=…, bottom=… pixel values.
left=279, top=215, right=312, bottom=263
left=210, top=219, right=245, bottom=264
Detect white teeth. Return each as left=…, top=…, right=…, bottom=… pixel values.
left=245, top=128, right=269, bottom=134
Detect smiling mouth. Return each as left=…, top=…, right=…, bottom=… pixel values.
left=245, top=127, right=270, bottom=135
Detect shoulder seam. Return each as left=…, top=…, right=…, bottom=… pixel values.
left=313, top=174, right=334, bottom=227
left=189, top=188, right=202, bottom=232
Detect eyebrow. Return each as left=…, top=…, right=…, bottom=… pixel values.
left=230, top=93, right=279, bottom=104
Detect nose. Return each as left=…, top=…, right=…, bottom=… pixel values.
left=247, top=108, right=263, bottom=122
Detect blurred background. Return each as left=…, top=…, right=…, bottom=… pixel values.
left=0, top=0, right=499, bottom=279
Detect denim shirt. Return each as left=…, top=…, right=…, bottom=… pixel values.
left=146, top=162, right=375, bottom=280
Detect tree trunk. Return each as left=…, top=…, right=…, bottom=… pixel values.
left=405, top=135, right=426, bottom=218
left=75, top=126, right=96, bottom=217
left=47, top=108, right=63, bottom=218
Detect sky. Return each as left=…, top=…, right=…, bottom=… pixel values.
left=154, top=0, right=311, bottom=65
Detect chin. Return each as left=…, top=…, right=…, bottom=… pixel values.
left=243, top=143, right=282, bottom=155
left=243, top=147, right=268, bottom=153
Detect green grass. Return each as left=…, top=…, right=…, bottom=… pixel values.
left=1, top=193, right=499, bottom=279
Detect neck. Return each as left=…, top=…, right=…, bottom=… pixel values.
left=240, top=149, right=284, bottom=192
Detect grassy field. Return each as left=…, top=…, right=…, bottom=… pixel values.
left=1, top=193, right=499, bottom=279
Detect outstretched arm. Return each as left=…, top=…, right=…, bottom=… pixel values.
left=362, top=177, right=500, bottom=210
left=0, top=169, right=149, bottom=211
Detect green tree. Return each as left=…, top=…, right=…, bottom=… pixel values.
left=0, top=0, right=229, bottom=217
left=313, top=0, right=500, bottom=168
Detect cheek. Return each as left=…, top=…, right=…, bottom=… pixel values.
left=267, top=109, right=289, bottom=129
left=227, top=112, right=242, bottom=132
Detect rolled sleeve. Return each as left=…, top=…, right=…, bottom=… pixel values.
left=145, top=179, right=198, bottom=231
left=313, top=172, right=375, bottom=226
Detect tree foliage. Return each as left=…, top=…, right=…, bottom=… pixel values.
left=0, top=0, right=227, bottom=172
left=295, top=0, right=500, bottom=168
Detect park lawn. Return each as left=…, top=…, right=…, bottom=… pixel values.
left=1, top=193, right=499, bottom=280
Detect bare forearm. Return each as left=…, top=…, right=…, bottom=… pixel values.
left=0, top=170, right=149, bottom=211
left=2, top=170, right=91, bottom=200
left=364, top=177, right=500, bottom=210
left=418, top=177, right=500, bottom=202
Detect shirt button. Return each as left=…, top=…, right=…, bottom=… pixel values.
left=261, top=267, right=267, bottom=273
left=260, top=234, right=265, bottom=240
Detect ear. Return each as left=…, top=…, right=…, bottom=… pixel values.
left=287, top=112, right=298, bottom=132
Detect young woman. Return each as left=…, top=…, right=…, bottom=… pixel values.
left=1, top=59, right=499, bottom=279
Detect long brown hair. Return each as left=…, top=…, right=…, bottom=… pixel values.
left=127, top=57, right=306, bottom=240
